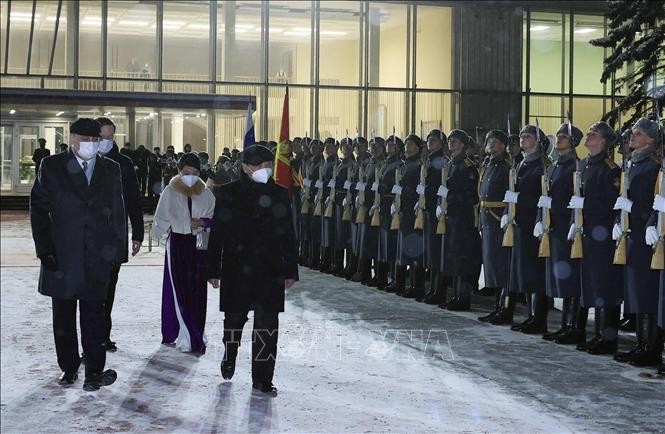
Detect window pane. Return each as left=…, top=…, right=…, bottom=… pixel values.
left=269, top=1, right=311, bottom=84
left=527, top=95, right=568, bottom=135
left=367, top=90, right=408, bottom=138
left=267, top=85, right=311, bottom=140
left=163, top=1, right=209, bottom=81
left=0, top=1, right=7, bottom=72
left=319, top=1, right=360, bottom=86
left=79, top=1, right=102, bottom=77
left=5, top=0, right=34, bottom=74
left=216, top=0, right=262, bottom=83
left=107, top=1, right=157, bottom=80
left=215, top=84, right=261, bottom=152
left=28, top=1, right=67, bottom=75
left=368, top=2, right=408, bottom=88
left=573, top=15, right=605, bottom=95
left=318, top=88, right=360, bottom=138
left=414, top=91, right=456, bottom=137
left=415, top=6, right=452, bottom=89
left=572, top=96, right=605, bottom=158
left=528, top=12, right=568, bottom=94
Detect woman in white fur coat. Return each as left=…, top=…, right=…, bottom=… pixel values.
left=152, top=152, right=215, bottom=354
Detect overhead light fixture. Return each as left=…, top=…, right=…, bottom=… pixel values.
left=574, top=28, right=596, bottom=34
left=269, top=27, right=283, bottom=33
left=187, top=23, right=209, bottom=30
left=9, top=109, right=16, bottom=115
left=321, top=30, right=347, bottom=36
left=235, top=23, right=255, bottom=29
left=9, top=16, right=33, bottom=22
left=293, top=27, right=311, bottom=32
left=163, top=20, right=186, bottom=26
left=117, top=20, right=149, bottom=27
left=531, top=25, right=550, bottom=31
left=104, top=112, right=111, bottom=115
left=11, top=12, right=39, bottom=19
left=55, top=111, right=64, bottom=116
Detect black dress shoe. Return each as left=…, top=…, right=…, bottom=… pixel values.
left=576, top=335, right=600, bottom=351
left=628, top=348, right=663, bottom=367
left=619, top=316, right=636, bottom=332
left=221, top=360, right=236, bottom=380
left=614, top=346, right=640, bottom=363
left=478, top=310, right=498, bottom=323
left=586, top=339, right=617, bottom=355
left=554, top=329, right=585, bottom=345
left=252, top=381, right=278, bottom=396
left=446, top=297, right=470, bottom=311
left=105, top=340, right=118, bottom=352
left=83, top=369, right=117, bottom=392
left=489, top=310, right=514, bottom=325
left=521, top=322, right=547, bottom=335
left=401, top=288, right=416, bottom=299
left=510, top=317, right=533, bottom=332
left=475, top=287, right=496, bottom=297
left=58, top=371, right=78, bottom=385
left=542, top=327, right=567, bottom=341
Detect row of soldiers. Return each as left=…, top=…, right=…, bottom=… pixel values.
left=288, top=116, right=664, bottom=374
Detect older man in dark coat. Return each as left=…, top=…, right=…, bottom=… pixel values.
left=30, top=118, right=126, bottom=391
left=207, top=145, right=299, bottom=396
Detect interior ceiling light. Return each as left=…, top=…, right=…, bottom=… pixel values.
left=574, top=28, right=596, bottom=34
left=530, top=25, right=550, bottom=31
left=56, top=111, right=64, bottom=116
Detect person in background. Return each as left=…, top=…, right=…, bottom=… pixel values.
left=134, top=145, right=149, bottom=196
left=148, top=147, right=163, bottom=205
left=30, top=118, right=125, bottom=391
left=32, top=138, right=50, bottom=170
left=121, top=142, right=133, bottom=159
left=152, top=153, right=215, bottom=354
left=162, top=145, right=178, bottom=187
left=231, top=149, right=240, bottom=163
left=198, top=152, right=213, bottom=183
left=59, top=143, right=69, bottom=154
left=184, top=143, right=192, bottom=154
left=222, top=147, right=232, bottom=159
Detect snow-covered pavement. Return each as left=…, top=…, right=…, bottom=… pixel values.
left=1, top=212, right=662, bottom=433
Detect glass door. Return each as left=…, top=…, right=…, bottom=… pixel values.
left=1, top=125, right=13, bottom=192
left=17, top=125, right=40, bottom=192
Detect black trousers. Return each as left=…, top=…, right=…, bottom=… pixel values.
left=104, top=263, right=122, bottom=343
left=52, top=297, right=106, bottom=378
left=137, top=171, right=147, bottom=196
left=223, top=309, right=279, bottom=384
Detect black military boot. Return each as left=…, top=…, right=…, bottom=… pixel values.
left=320, top=247, right=332, bottom=274
left=615, top=313, right=645, bottom=363
left=424, top=271, right=446, bottom=305
left=350, top=258, right=365, bottom=282
left=522, top=293, right=549, bottom=335
left=311, top=243, right=321, bottom=270
left=576, top=307, right=599, bottom=351
left=619, top=313, right=636, bottom=332
left=587, top=306, right=619, bottom=355
left=447, top=277, right=471, bottom=311
left=511, top=292, right=534, bottom=332
left=478, top=289, right=501, bottom=322
left=555, top=299, right=586, bottom=345
left=386, top=265, right=406, bottom=294
left=344, top=254, right=358, bottom=280
left=489, top=290, right=516, bottom=325
left=375, top=262, right=390, bottom=290
left=629, top=314, right=664, bottom=367
left=436, top=276, right=453, bottom=309
left=402, top=267, right=424, bottom=299
left=360, top=259, right=373, bottom=286
left=365, top=260, right=380, bottom=287
left=543, top=297, right=571, bottom=341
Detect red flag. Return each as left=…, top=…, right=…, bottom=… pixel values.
left=274, top=86, right=294, bottom=192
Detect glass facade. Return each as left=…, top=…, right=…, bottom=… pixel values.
left=1, top=1, right=624, bottom=194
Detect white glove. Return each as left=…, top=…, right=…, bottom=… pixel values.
left=533, top=221, right=544, bottom=238
left=416, top=184, right=426, bottom=195
left=371, top=181, right=379, bottom=192
left=343, top=180, right=352, bottom=190
left=303, top=179, right=311, bottom=188
left=392, top=185, right=402, bottom=195
left=612, top=223, right=623, bottom=241
left=654, top=194, right=665, bottom=213
left=645, top=226, right=659, bottom=246
left=503, top=190, right=519, bottom=204
left=414, top=202, right=421, bottom=211
left=500, top=214, right=509, bottom=230
left=328, top=180, right=336, bottom=188
left=390, top=203, right=397, bottom=215
left=613, top=197, right=633, bottom=213
left=436, top=205, right=443, bottom=219
left=437, top=186, right=449, bottom=198
left=315, top=180, right=323, bottom=188
left=357, top=182, right=366, bottom=192
left=369, top=205, right=377, bottom=215
left=568, top=195, right=584, bottom=209
left=537, top=196, right=552, bottom=209
left=342, top=197, right=348, bottom=207
left=355, top=196, right=360, bottom=208
left=567, top=224, right=576, bottom=241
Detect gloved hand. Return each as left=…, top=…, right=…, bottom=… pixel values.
left=391, top=185, right=402, bottom=195
left=344, top=180, right=352, bottom=190
left=414, top=202, right=421, bottom=211
left=437, top=186, right=449, bottom=198
left=342, top=197, right=348, bottom=207
left=503, top=190, right=519, bottom=204
left=369, top=205, right=376, bottom=215
left=391, top=203, right=397, bottom=215
left=39, top=254, right=58, bottom=271
left=613, top=197, right=633, bottom=213
left=567, top=224, right=577, bottom=241
left=653, top=194, right=665, bottom=213
left=568, top=195, right=584, bottom=209
left=612, top=223, right=623, bottom=241
left=355, top=196, right=360, bottom=208
left=328, top=180, right=336, bottom=188
left=537, top=195, right=552, bottom=209
left=416, top=184, right=426, bottom=195
left=500, top=214, right=510, bottom=230
left=371, top=182, right=379, bottom=192
left=533, top=221, right=544, bottom=238
left=645, top=226, right=659, bottom=246
left=436, top=205, right=443, bottom=219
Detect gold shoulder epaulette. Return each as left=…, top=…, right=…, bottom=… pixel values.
left=464, top=157, right=474, bottom=167
left=604, top=158, right=618, bottom=169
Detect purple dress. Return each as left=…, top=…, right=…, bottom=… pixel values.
left=161, top=197, right=209, bottom=353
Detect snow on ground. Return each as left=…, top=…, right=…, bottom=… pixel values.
left=1, top=213, right=663, bottom=433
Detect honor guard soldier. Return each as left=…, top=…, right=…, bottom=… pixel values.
left=647, top=187, right=665, bottom=377
left=306, top=139, right=324, bottom=269
left=298, top=137, right=312, bottom=265
left=320, top=138, right=340, bottom=273
left=566, top=122, right=622, bottom=354
left=437, top=129, right=481, bottom=311
left=613, top=117, right=662, bottom=366
left=347, top=137, right=370, bottom=280
left=291, top=137, right=304, bottom=257
left=395, top=135, right=426, bottom=297
left=354, top=136, right=386, bottom=286
left=502, top=124, right=550, bottom=334
left=331, top=138, right=355, bottom=276
left=477, top=130, right=512, bottom=324
left=377, top=134, right=404, bottom=291
left=535, top=122, right=583, bottom=343
left=419, top=129, right=447, bottom=303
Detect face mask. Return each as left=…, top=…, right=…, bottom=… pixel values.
left=78, top=141, right=100, bottom=160
left=99, top=139, right=114, bottom=155
left=251, top=167, right=272, bottom=184
left=181, top=174, right=199, bottom=187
